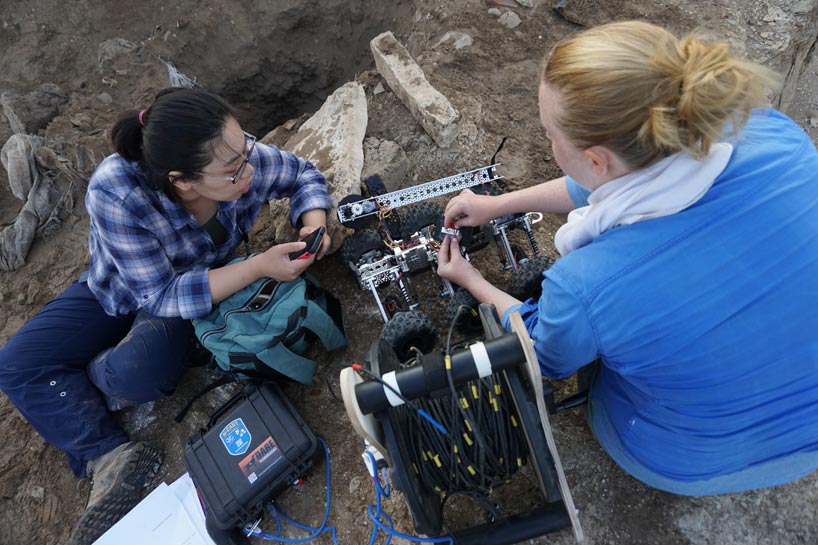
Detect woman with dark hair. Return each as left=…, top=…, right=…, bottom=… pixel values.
left=0, top=87, right=332, bottom=544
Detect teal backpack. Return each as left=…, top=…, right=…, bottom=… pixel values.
left=192, top=259, right=347, bottom=385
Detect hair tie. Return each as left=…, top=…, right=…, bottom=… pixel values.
left=138, top=110, right=146, bottom=127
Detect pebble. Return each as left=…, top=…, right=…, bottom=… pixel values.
left=488, top=8, right=501, bottom=17
left=499, top=11, right=522, bottom=29
left=30, top=486, right=44, bottom=499
left=762, top=7, right=789, bottom=23
left=433, top=31, right=473, bottom=50
left=453, top=34, right=473, bottom=49
left=373, top=82, right=385, bottom=95
left=809, top=117, right=818, bottom=128
left=516, top=0, right=533, bottom=7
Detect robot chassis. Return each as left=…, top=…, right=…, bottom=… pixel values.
left=337, top=164, right=544, bottom=323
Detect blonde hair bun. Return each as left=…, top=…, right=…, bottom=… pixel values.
left=543, top=21, right=780, bottom=167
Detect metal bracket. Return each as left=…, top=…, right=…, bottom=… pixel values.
left=337, top=164, right=503, bottom=226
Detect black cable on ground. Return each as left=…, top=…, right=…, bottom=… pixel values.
left=387, top=305, right=529, bottom=527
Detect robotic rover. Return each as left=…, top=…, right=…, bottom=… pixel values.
left=338, top=163, right=555, bottom=361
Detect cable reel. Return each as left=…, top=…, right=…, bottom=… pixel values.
left=340, top=305, right=584, bottom=545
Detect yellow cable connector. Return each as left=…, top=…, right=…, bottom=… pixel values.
left=494, top=384, right=502, bottom=395
left=433, top=454, right=442, bottom=468
left=460, top=397, right=469, bottom=409
left=464, top=419, right=472, bottom=432
left=445, top=354, right=452, bottom=370
left=463, top=433, right=473, bottom=446
left=510, top=415, right=518, bottom=427
left=467, top=466, right=476, bottom=476
left=517, top=457, right=523, bottom=467
left=471, top=385, right=479, bottom=399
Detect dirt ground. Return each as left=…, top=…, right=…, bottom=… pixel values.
left=1, top=1, right=818, bottom=544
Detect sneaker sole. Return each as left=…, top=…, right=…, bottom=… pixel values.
left=70, top=443, right=163, bottom=545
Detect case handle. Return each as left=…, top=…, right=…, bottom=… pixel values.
left=207, top=386, right=253, bottom=429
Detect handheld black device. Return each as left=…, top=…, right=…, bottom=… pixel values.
left=288, top=226, right=326, bottom=260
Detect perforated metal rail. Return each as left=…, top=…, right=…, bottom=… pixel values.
left=337, top=164, right=502, bottom=225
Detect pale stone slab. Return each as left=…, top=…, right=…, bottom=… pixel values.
left=262, top=81, right=367, bottom=255
left=370, top=31, right=459, bottom=147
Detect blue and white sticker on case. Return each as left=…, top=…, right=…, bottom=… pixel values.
left=219, top=418, right=252, bottom=456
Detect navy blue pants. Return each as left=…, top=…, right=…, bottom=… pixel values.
left=0, top=280, right=193, bottom=477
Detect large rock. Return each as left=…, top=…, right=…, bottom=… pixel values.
left=361, top=137, right=411, bottom=192
left=0, top=83, right=67, bottom=135
left=262, top=82, right=368, bottom=254
left=746, top=1, right=818, bottom=113
left=97, top=38, right=138, bottom=71
left=370, top=31, right=460, bottom=148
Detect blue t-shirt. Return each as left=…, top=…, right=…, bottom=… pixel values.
left=505, top=109, right=818, bottom=492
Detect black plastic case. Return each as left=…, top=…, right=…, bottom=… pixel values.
left=184, top=382, right=318, bottom=531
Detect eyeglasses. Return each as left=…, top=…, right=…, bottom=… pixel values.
left=193, top=131, right=257, bottom=184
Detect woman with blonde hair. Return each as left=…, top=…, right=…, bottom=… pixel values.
left=439, top=21, right=818, bottom=494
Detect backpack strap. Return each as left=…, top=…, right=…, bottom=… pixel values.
left=264, top=276, right=346, bottom=356
left=253, top=345, right=319, bottom=385
left=268, top=307, right=309, bottom=349
left=300, top=293, right=347, bottom=352
left=302, top=275, right=347, bottom=350
left=228, top=352, right=299, bottom=383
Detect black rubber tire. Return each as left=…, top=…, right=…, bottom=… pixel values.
left=340, top=228, right=387, bottom=268
left=400, top=202, right=444, bottom=241
left=507, top=255, right=555, bottom=301
left=363, top=173, right=389, bottom=197
left=381, top=310, right=438, bottom=362
left=445, top=287, right=483, bottom=334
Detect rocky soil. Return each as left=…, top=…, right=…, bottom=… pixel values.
left=1, top=1, right=817, bottom=544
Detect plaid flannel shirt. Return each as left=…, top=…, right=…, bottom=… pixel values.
left=85, top=141, right=332, bottom=319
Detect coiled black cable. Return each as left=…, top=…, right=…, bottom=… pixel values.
left=390, top=306, right=529, bottom=498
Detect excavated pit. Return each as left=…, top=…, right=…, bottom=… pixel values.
left=166, top=1, right=414, bottom=134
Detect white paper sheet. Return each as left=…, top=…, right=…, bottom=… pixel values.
left=169, top=472, right=209, bottom=534
left=93, top=477, right=216, bottom=545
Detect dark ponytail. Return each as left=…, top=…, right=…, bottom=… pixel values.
left=111, top=109, right=144, bottom=162
left=110, top=87, right=236, bottom=196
